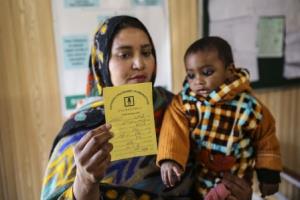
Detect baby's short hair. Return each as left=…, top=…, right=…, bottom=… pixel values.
left=184, top=36, right=234, bottom=68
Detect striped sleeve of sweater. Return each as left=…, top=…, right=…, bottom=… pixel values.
left=253, top=102, right=282, bottom=171
left=156, top=95, right=190, bottom=170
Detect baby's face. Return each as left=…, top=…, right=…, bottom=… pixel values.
left=185, top=50, right=232, bottom=97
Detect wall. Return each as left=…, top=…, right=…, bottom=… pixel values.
left=169, top=0, right=199, bottom=93
left=0, top=0, right=62, bottom=199
left=0, top=0, right=299, bottom=199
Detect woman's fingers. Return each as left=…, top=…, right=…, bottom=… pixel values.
left=87, top=153, right=112, bottom=182
left=73, top=124, right=114, bottom=185
left=222, top=173, right=252, bottom=200
left=76, top=123, right=112, bottom=151
left=75, top=124, right=113, bottom=163
left=81, top=130, right=113, bottom=156
left=224, top=173, right=249, bottom=187
left=87, top=143, right=113, bottom=167
left=226, top=195, right=238, bottom=200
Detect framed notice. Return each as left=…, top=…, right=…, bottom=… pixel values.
left=202, top=0, right=300, bottom=89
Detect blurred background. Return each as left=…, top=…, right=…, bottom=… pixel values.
left=0, top=0, right=299, bottom=199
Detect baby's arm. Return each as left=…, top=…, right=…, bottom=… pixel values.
left=252, top=103, right=282, bottom=196
left=257, top=169, right=280, bottom=197
left=157, top=95, right=191, bottom=182
left=160, top=160, right=183, bottom=188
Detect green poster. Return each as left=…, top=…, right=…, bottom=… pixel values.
left=65, top=95, right=85, bottom=110
left=257, top=16, right=284, bottom=58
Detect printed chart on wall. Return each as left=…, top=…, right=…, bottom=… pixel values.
left=52, top=0, right=171, bottom=117
left=204, top=0, right=300, bottom=88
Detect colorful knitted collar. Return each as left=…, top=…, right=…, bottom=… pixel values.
left=181, top=68, right=252, bottom=105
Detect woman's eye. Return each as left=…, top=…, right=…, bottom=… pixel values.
left=142, top=50, right=152, bottom=57
left=202, top=68, right=214, bottom=76
left=187, top=73, right=196, bottom=79
left=117, top=52, right=131, bottom=59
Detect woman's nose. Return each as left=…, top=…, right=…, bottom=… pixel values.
left=132, top=56, right=145, bottom=70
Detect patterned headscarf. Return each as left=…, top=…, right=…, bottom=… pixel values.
left=86, top=15, right=157, bottom=96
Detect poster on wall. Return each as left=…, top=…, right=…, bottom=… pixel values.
left=207, top=0, right=300, bottom=86
left=52, top=0, right=171, bottom=117
left=208, top=0, right=260, bottom=82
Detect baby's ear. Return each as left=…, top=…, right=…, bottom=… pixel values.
left=225, top=63, right=235, bottom=82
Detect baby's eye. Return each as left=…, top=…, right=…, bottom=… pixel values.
left=187, top=72, right=196, bottom=79
left=202, top=68, right=214, bottom=76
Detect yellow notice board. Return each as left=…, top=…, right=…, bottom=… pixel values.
left=103, top=82, right=157, bottom=161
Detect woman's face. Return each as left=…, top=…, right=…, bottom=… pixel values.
left=109, top=27, right=155, bottom=86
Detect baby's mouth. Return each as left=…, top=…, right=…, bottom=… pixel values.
left=196, top=89, right=210, bottom=97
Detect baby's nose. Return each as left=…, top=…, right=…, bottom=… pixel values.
left=194, top=75, right=205, bottom=85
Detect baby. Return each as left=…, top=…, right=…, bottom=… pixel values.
left=157, top=36, right=282, bottom=199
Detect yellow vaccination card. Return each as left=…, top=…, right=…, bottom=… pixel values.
left=103, top=82, right=157, bottom=161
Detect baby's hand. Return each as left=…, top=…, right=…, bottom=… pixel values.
left=160, top=160, right=183, bottom=188
left=259, top=182, right=279, bottom=197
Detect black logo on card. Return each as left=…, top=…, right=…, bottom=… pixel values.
left=124, top=96, right=134, bottom=107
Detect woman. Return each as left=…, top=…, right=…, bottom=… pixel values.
left=41, top=16, right=252, bottom=200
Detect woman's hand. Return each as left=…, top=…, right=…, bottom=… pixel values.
left=73, top=123, right=113, bottom=200
left=222, top=173, right=252, bottom=200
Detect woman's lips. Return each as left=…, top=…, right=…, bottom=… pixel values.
left=128, top=75, right=147, bottom=82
